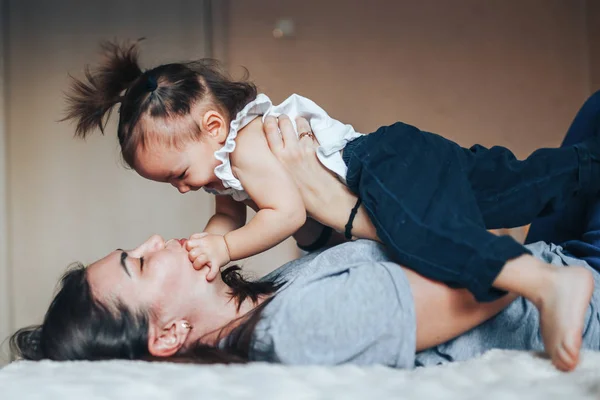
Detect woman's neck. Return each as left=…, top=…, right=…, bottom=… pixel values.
left=186, top=283, right=269, bottom=346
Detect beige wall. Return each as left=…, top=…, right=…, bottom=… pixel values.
left=5, top=0, right=211, bottom=333
left=229, top=0, right=590, bottom=157
left=3, top=0, right=296, bottom=340
left=0, top=0, right=11, bottom=365
left=586, top=0, right=600, bottom=92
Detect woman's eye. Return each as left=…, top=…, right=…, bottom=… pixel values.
left=177, top=171, right=186, bottom=180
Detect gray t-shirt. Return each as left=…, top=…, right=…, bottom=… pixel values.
left=251, top=240, right=417, bottom=368
left=416, top=241, right=600, bottom=366
left=249, top=240, right=600, bottom=368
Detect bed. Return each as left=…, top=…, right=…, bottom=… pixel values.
left=2, top=349, right=600, bottom=399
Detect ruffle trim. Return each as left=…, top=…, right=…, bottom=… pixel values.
left=212, top=94, right=272, bottom=200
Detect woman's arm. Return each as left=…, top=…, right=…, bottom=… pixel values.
left=293, top=217, right=347, bottom=250
left=263, top=115, right=378, bottom=242
left=405, top=268, right=517, bottom=351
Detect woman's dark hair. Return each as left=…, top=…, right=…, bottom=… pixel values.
left=9, top=263, right=281, bottom=364
left=62, top=40, right=257, bottom=168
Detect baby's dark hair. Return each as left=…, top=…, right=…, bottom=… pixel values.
left=63, top=40, right=257, bottom=168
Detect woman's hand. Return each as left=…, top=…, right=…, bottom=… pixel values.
left=263, top=115, right=380, bottom=242
left=263, top=115, right=341, bottom=215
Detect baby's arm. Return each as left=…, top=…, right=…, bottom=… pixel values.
left=204, top=195, right=247, bottom=236
left=244, top=196, right=342, bottom=251
left=225, top=119, right=307, bottom=260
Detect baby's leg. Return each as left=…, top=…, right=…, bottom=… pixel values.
left=527, top=90, right=600, bottom=244
left=350, top=153, right=592, bottom=370
left=561, top=90, right=600, bottom=147
left=468, top=142, right=600, bottom=230
left=344, top=124, right=527, bottom=302
left=344, top=124, right=592, bottom=370
left=493, top=253, right=593, bottom=371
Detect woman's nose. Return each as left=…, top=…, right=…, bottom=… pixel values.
left=147, top=234, right=165, bottom=250
left=136, top=234, right=165, bottom=254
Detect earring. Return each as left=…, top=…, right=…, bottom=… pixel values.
left=182, top=322, right=192, bottom=330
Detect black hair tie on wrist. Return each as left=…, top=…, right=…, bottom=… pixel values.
left=146, top=75, right=158, bottom=92
left=344, top=198, right=362, bottom=240
left=297, top=226, right=333, bottom=252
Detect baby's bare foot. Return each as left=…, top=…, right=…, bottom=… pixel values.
left=536, top=266, right=593, bottom=371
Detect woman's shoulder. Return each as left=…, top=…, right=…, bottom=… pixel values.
left=252, top=242, right=417, bottom=367
left=261, top=240, right=392, bottom=285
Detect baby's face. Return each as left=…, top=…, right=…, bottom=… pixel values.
left=133, top=139, right=222, bottom=194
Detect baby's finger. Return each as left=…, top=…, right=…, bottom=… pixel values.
left=205, top=261, right=220, bottom=282
left=188, top=232, right=208, bottom=243
left=278, top=114, right=298, bottom=149
left=264, top=116, right=283, bottom=154
left=188, top=246, right=203, bottom=260
left=186, top=236, right=208, bottom=251
left=186, top=240, right=201, bottom=251
left=192, top=254, right=209, bottom=271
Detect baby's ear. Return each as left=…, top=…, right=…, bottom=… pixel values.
left=202, top=110, right=228, bottom=143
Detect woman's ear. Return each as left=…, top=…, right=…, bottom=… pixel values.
left=202, top=110, right=228, bottom=144
left=148, top=320, right=192, bottom=358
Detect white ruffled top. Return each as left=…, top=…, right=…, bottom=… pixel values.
left=208, top=93, right=364, bottom=202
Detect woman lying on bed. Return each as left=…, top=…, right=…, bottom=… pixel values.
left=10, top=95, right=600, bottom=369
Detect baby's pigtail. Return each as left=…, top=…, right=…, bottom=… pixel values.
left=63, top=40, right=143, bottom=138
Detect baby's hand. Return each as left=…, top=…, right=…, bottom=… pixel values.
left=186, top=233, right=231, bottom=281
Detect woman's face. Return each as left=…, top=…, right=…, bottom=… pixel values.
left=86, top=235, right=209, bottom=324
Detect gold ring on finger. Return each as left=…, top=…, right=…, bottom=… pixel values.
left=298, top=131, right=315, bottom=140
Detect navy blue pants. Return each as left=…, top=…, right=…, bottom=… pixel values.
left=343, top=121, right=600, bottom=301
left=527, top=91, right=600, bottom=245
left=525, top=91, right=600, bottom=273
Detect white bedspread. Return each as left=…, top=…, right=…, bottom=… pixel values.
left=2, top=350, right=600, bottom=400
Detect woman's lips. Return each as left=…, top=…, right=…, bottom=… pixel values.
left=178, top=239, right=187, bottom=247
